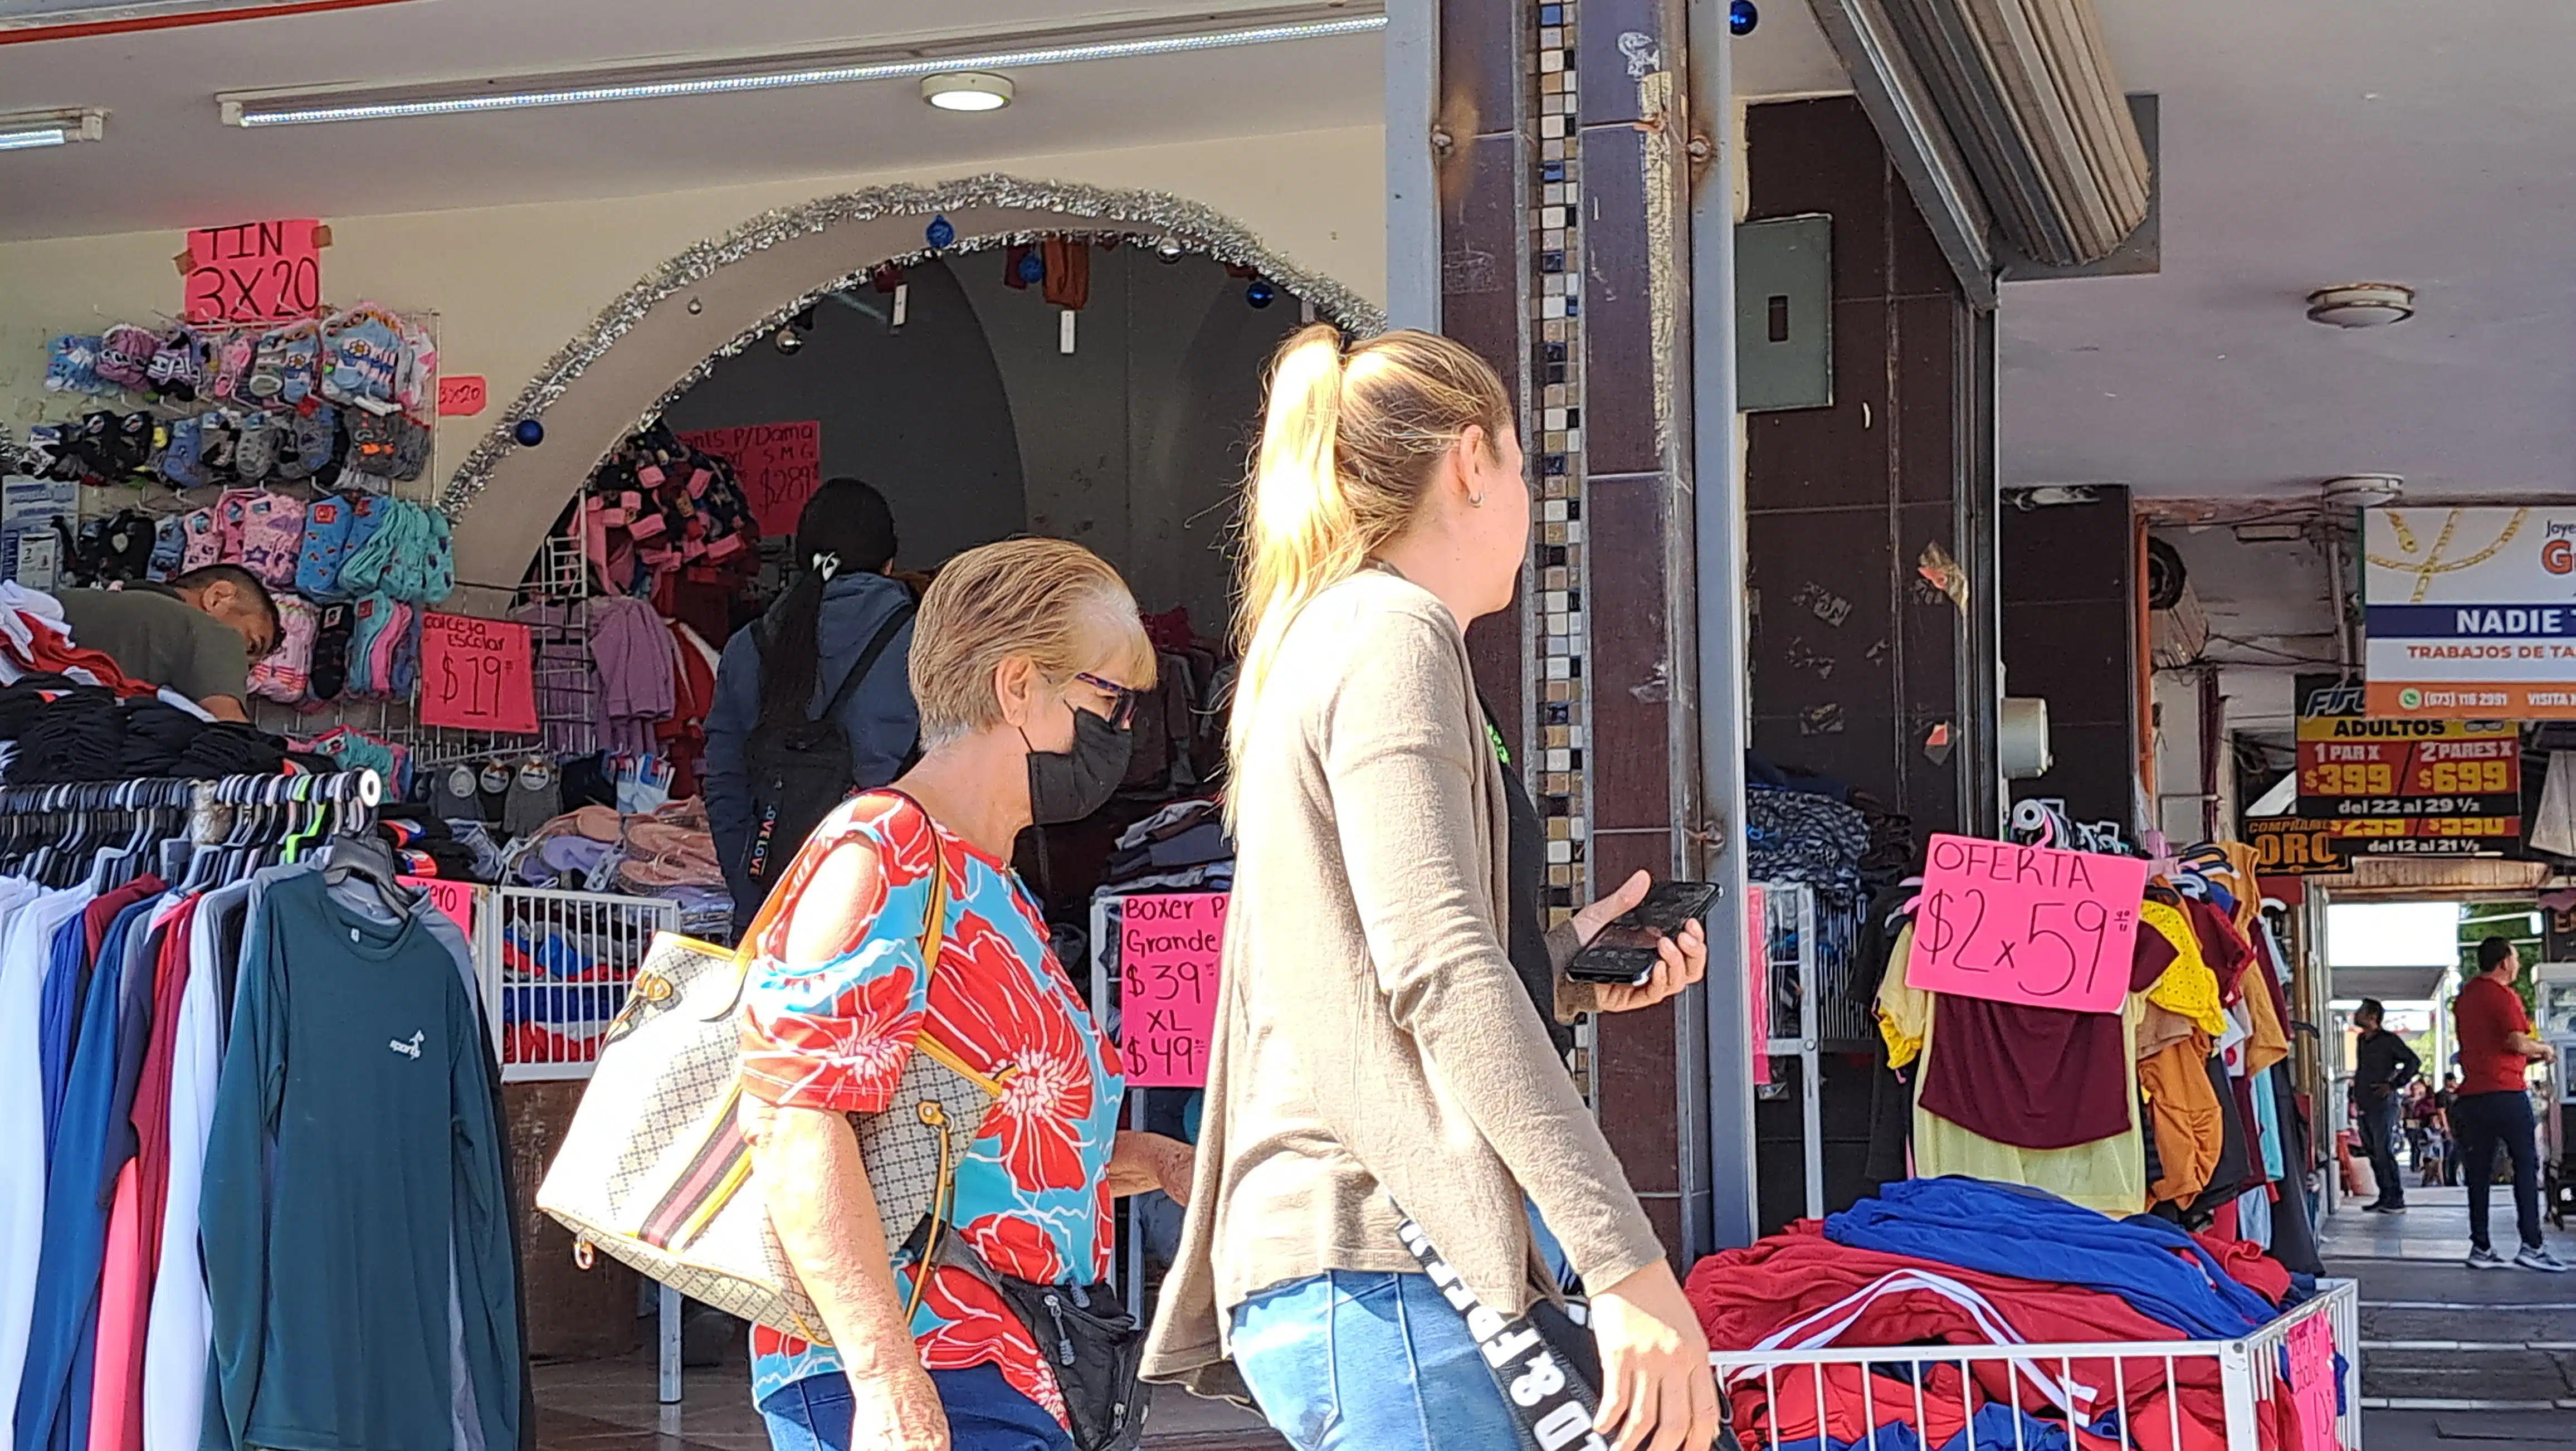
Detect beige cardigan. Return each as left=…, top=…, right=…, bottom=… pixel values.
left=1140, top=569, right=1666, bottom=1400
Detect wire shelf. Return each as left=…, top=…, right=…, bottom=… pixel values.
left=472, top=884, right=677, bottom=1082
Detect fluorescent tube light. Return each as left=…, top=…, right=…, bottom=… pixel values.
left=222, top=11, right=1387, bottom=128
left=0, top=108, right=105, bottom=150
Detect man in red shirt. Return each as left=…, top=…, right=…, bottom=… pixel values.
left=2452, top=937, right=2569, bottom=1271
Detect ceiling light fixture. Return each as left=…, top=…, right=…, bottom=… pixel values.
left=921, top=72, right=1012, bottom=111
left=219, top=9, right=1385, bottom=127
left=2305, top=283, right=2414, bottom=329
left=2320, top=474, right=2403, bottom=511
left=0, top=108, right=105, bottom=151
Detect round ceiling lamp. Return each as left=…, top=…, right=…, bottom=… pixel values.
left=2321, top=474, right=2403, bottom=510
left=2305, top=283, right=2414, bottom=328
left=921, top=73, right=1013, bottom=112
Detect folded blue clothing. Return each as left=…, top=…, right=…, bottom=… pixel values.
left=1824, top=1177, right=2277, bottom=1341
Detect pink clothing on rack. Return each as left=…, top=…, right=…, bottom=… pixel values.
left=88, top=1165, right=144, bottom=1451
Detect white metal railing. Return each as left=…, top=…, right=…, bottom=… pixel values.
left=1710, top=1277, right=2361, bottom=1451
left=472, top=884, right=677, bottom=1081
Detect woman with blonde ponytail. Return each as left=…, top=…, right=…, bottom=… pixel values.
left=1144, top=327, right=1720, bottom=1451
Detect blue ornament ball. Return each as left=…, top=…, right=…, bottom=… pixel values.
left=1729, top=0, right=1758, bottom=34
left=926, top=215, right=956, bottom=249
left=1246, top=279, right=1277, bottom=309
left=513, top=417, right=545, bottom=447
left=1017, top=251, right=1046, bottom=284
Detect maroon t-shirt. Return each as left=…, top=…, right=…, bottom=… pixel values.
left=1916, top=922, right=2175, bottom=1150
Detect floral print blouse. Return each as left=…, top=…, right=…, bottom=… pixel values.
left=737, top=792, right=1125, bottom=1425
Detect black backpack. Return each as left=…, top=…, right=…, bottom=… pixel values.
left=741, top=602, right=916, bottom=893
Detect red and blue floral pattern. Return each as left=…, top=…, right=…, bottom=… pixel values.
left=738, top=792, right=1125, bottom=1424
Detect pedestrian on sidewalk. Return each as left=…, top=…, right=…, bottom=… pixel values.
left=2453, top=938, right=2571, bottom=1272
left=2354, top=998, right=2420, bottom=1213
left=2439, top=1073, right=2464, bottom=1186
left=1144, top=326, right=1720, bottom=1451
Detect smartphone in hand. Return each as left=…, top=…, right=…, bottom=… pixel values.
left=1565, top=880, right=1719, bottom=985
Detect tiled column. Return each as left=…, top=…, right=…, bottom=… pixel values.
left=1568, top=0, right=1709, bottom=1264
left=1431, top=0, right=1720, bottom=1262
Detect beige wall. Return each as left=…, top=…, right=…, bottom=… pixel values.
left=0, top=125, right=1383, bottom=580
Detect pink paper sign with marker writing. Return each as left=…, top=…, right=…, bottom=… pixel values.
left=1905, top=832, right=2148, bottom=1014
left=2286, top=1314, right=2339, bottom=1451
left=1118, top=892, right=1227, bottom=1088
left=397, top=876, right=475, bottom=937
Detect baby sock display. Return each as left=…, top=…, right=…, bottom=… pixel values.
left=247, top=593, right=318, bottom=703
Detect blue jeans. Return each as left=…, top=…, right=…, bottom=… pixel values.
left=758, top=1364, right=1072, bottom=1451
left=1231, top=1270, right=1526, bottom=1451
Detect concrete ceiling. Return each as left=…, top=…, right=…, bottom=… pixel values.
left=0, top=0, right=1379, bottom=241
left=1999, top=0, right=2576, bottom=502
left=1740, top=0, right=2576, bottom=506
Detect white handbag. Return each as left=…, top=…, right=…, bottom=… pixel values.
left=536, top=844, right=1003, bottom=1342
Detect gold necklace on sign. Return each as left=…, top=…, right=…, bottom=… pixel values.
left=2366, top=508, right=2530, bottom=603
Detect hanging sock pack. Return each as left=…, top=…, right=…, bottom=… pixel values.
left=236, top=491, right=307, bottom=590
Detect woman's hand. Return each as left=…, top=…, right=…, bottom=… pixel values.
left=1574, top=870, right=1709, bottom=1014
left=845, top=1364, right=950, bottom=1451
left=1104, top=1130, right=1196, bottom=1204
left=1590, top=1260, right=1721, bottom=1451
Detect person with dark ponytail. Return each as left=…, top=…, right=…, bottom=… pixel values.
left=704, top=478, right=921, bottom=932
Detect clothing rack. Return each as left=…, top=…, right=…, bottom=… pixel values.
left=0, top=770, right=382, bottom=888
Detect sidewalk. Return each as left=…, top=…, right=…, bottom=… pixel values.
left=2321, top=1182, right=2576, bottom=1445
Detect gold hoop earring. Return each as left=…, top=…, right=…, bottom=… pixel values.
left=1467, top=492, right=1486, bottom=508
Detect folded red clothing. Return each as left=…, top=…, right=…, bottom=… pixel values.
left=1690, top=1233, right=2233, bottom=1437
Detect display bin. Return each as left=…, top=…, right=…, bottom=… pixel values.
left=472, top=885, right=679, bottom=1081
left=1709, top=1277, right=2362, bottom=1451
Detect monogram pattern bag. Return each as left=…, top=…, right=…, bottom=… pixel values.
left=537, top=847, right=1002, bottom=1343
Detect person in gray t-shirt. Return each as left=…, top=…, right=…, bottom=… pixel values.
left=52, top=564, right=279, bottom=719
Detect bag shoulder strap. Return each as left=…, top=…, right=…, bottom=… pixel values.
left=732, top=791, right=945, bottom=971
left=815, top=601, right=916, bottom=726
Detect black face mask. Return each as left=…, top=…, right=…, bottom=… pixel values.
left=1024, top=707, right=1133, bottom=825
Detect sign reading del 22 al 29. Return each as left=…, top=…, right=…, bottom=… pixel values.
left=2363, top=505, right=2576, bottom=719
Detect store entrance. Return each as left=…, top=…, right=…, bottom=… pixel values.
left=491, top=236, right=1309, bottom=1445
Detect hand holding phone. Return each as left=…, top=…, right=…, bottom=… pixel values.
left=1566, top=878, right=1720, bottom=985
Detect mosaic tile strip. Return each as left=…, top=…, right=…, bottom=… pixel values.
left=1531, top=0, right=1588, bottom=926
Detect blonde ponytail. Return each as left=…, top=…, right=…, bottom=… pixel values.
left=1227, top=324, right=1513, bottom=790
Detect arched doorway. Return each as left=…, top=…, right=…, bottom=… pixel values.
left=437, top=174, right=1383, bottom=591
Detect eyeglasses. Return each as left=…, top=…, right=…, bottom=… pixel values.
left=1074, top=671, right=1141, bottom=728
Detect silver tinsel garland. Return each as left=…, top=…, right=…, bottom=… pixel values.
left=437, top=174, right=1388, bottom=517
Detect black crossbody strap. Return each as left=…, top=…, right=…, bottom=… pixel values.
left=1392, top=1214, right=1612, bottom=1451
left=813, top=601, right=916, bottom=724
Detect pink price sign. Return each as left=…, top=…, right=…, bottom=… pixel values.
left=1118, top=893, right=1227, bottom=1088
left=2286, top=1314, right=2337, bottom=1451
left=1905, top=833, right=2148, bottom=1014
left=397, top=876, right=475, bottom=937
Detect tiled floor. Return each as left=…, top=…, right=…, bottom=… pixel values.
left=532, top=1351, right=1285, bottom=1451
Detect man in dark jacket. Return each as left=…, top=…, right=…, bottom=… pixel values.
left=2354, top=998, right=2423, bottom=1213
